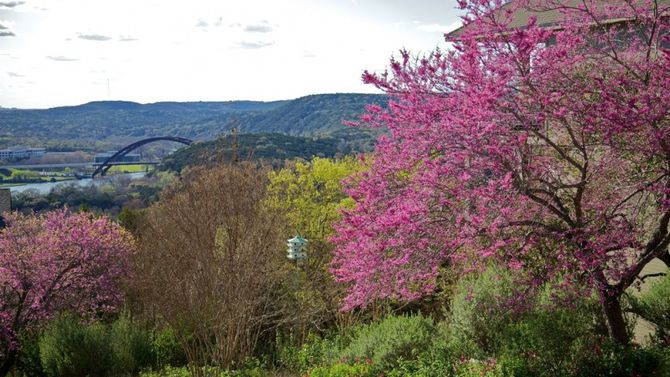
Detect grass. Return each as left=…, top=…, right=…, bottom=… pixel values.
left=0, top=167, right=78, bottom=185
left=0, top=182, right=26, bottom=187
left=106, top=164, right=152, bottom=174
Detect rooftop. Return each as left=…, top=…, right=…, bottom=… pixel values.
left=448, top=0, right=670, bottom=39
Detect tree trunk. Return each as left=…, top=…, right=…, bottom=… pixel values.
left=600, top=291, right=630, bottom=345
left=0, top=349, right=17, bottom=377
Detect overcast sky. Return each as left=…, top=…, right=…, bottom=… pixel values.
left=0, top=0, right=463, bottom=109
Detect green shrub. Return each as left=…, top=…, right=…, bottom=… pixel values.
left=447, top=266, right=608, bottom=376
left=448, top=267, right=521, bottom=358
left=275, top=331, right=345, bottom=374
left=572, top=342, right=665, bottom=377
left=139, top=365, right=266, bottom=377
left=40, top=314, right=113, bottom=377
left=385, top=323, right=455, bottom=377
left=153, top=327, right=187, bottom=368
left=628, top=273, right=670, bottom=339
left=110, top=313, right=155, bottom=375
left=140, top=366, right=192, bottom=377
left=39, top=313, right=156, bottom=377
left=306, top=362, right=381, bottom=377
left=454, top=359, right=505, bottom=377
left=339, top=313, right=437, bottom=370
left=15, top=330, right=46, bottom=377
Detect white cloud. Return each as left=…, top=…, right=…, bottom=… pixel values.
left=46, top=55, right=79, bottom=62
left=77, top=33, right=113, bottom=41
left=236, top=40, right=274, bottom=49
left=0, top=1, right=24, bottom=8
left=243, top=21, right=273, bottom=33
left=119, top=35, right=138, bottom=42
left=0, top=20, right=15, bottom=36
left=416, top=20, right=462, bottom=33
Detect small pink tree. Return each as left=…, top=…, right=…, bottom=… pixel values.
left=332, top=0, right=670, bottom=344
left=0, top=210, right=135, bottom=375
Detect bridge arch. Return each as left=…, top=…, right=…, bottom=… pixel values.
left=92, top=136, right=193, bottom=178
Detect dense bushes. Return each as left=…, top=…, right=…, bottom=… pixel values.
left=306, top=362, right=380, bottom=377
left=628, top=273, right=670, bottom=341
left=13, top=314, right=187, bottom=377
left=39, top=314, right=154, bottom=377
left=40, top=316, right=114, bottom=377
left=339, top=314, right=437, bottom=370
left=447, top=267, right=604, bottom=375
left=283, top=266, right=669, bottom=377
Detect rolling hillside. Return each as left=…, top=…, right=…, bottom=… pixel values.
left=159, top=132, right=371, bottom=172
left=0, top=93, right=386, bottom=150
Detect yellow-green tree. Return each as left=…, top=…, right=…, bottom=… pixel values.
left=266, top=156, right=365, bottom=334
left=267, top=156, right=362, bottom=242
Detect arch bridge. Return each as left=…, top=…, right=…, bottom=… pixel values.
left=91, top=136, right=193, bottom=178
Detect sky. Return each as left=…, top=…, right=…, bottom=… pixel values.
left=0, top=0, right=463, bottom=109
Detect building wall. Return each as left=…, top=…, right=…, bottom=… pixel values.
left=0, top=148, right=46, bottom=161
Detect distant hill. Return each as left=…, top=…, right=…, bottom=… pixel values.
left=0, top=94, right=385, bottom=150
left=160, top=131, right=376, bottom=172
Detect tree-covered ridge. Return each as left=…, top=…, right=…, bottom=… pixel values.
left=0, top=93, right=385, bottom=149
left=159, top=129, right=378, bottom=172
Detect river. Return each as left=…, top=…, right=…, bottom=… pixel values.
left=8, top=172, right=147, bottom=194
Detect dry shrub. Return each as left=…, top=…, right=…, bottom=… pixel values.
left=131, top=164, right=289, bottom=369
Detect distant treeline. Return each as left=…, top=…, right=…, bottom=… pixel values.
left=159, top=129, right=380, bottom=172
left=0, top=93, right=386, bottom=150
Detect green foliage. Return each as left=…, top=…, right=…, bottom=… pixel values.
left=265, top=157, right=365, bottom=337
left=447, top=267, right=608, bottom=376
left=117, top=207, right=142, bottom=234
left=306, top=362, right=381, bottom=377
left=572, top=343, right=666, bottom=377
left=266, top=156, right=363, bottom=242
left=274, top=332, right=344, bottom=374
left=15, top=331, right=46, bottom=377
left=139, top=364, right=267, bottom=377
left=39, top=315, right=113, bottom=377
left=448, top=267, right=522, bottom=357
left=339, top=314, right=437, bottom=370
left=454, top=359, right=505, bottom=377
left=140, top=366, right=194, bottom=377
left=39, top=314, right=155, bottom=377
left=160, top=133, right=371, bottom=173
left=628, top=273, right=670, bottom=338
left=109, top=314, right=155, bottom=375
left=385, top=330, right=454, bottom=377
left=153, top=327, right=187, bottom=368
left=0, top=168, right=46, bottom=184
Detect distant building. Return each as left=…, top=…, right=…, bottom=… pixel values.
left=94, top=151, right=141, bottom=164
left=0, top=147, right=46, bottom=161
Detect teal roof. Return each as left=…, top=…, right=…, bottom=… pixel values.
left=288, top=235, right=307, bottom=244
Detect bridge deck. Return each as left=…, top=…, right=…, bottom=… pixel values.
left=0, top=162, right=158, bottom=169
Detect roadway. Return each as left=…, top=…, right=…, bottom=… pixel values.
left=0, top=162, right=158, bottom=169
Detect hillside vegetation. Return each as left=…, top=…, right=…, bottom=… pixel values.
left=0, top=93, right=385, bottom=150
left=160, top=129, right=378, bottom=172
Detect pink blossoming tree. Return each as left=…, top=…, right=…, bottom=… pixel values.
left=0, top=210, right=135, bottom=375
left=332, top=0, right=670, bottom=344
